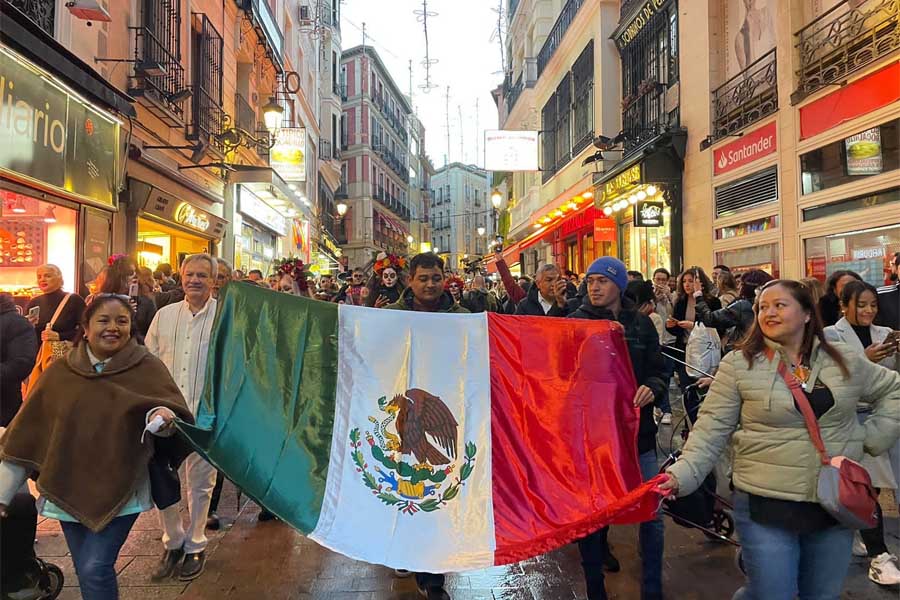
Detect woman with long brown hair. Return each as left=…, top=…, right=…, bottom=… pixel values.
left=660, top=280, right=900, bottom=599
left=665, top=267, right=721, bottom=390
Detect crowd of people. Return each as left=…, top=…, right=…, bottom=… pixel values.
left=0, top=248, right=898, bottom=600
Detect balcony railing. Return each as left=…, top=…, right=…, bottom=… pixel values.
left=320, top=139, right=333, bottom=160
left=234, top=93, right=256, bottom=132
left=187, top=15, right=225, bottom=151
left=794, top=0, right=899, bottom=101
left=130, top=0, right=186, bottom=125
left=537, top=0, right=585, bottom=77
left=374, top=185, right=385, bottom=201
left=8, top=0, right=55, bottom=36
left=712, top=49, right=777, bottom=139
left=506, top=73, right=524, bottom=115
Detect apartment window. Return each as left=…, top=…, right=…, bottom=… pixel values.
left=572, top=41, right=594, bottom=155
left=555, top=74, right=572, bottom=171
left=189, top=14, right=225, bottom=147
left=541, top=95, right=557, bottom=182
left=135, top=0, right=185, bottom=119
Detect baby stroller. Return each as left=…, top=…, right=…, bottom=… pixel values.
left=660, top=381, right=738, bottom=547
left=1, top=492, right=64, bottom=600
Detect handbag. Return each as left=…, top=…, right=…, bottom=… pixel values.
left=148, top=450, right=182, bottom=510
left=685, top=322, right=721, bottom=378
left=23, top=294, right=73, bottom=399
left=771, top=352, right=878, bottom=529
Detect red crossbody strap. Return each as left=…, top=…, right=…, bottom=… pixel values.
left=765, top=349, right=830, bottom=465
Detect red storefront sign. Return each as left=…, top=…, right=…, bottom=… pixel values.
left=799, top=61, right=900, bottom=140
left=593, top=218, right=616, bottom=242
left=713, top=121, right=777, bottom=176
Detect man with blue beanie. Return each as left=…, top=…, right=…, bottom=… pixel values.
left=569, top=256, right=667, bottom=600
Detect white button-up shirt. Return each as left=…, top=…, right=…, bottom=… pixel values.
left=538, top=294, right=555, bottom=315
left=146, top=296, right=217, bottom=415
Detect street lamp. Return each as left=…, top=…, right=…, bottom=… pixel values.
left=261, top=97, right=284, bottom=135
left=477, top=226, right=486, bottom=236
left=407, top=235, right=414, bottom=244
left=434, top=247, right=440, bottom=254
left=491, top=190, right=503, bottom=209
left=336, top=201, right=348, bottom=217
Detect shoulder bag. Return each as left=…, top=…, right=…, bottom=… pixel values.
left=23, top=294, right=73, bottom=399
left=771, top=352, right=878, bottom=529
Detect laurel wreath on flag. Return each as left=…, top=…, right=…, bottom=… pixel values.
left=349, top=428, right=477, bottom=515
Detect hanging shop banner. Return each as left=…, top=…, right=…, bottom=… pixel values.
left=713, top=121, right=777, bottom=176
left=484, top=130, right=540, bottom=172
left=594, top=218, right=617, bottom=242
left=270, top=127, right=307, bottom=182
left=0, top=45, right=120, bottom=208
left=614, top=0, right=670, bottom=49
left=292, top=218, right=311, bottom=263
left=634, top=201, right=665, bottom=227
left=240, top=188, right=287, bottom=236
left=844, top=127, right=883, bottom=176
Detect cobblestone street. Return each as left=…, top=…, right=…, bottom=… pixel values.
left=36, top=476, right=898, bottom=599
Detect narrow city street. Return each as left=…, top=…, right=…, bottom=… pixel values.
left=37, top=468, right=898, bottom=599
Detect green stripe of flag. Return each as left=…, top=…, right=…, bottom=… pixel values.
left=178, top=282, right=339, bottom=533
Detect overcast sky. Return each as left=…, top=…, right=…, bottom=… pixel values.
left=340, top=0, right=503, bottom=168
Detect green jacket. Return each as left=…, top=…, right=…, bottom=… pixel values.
left=668, top=338, right=900, bottom=502
left=383, top=287, right=470, bottom=313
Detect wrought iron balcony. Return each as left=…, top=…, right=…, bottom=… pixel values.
left=8, top=0, right=55, bottom=36
left=187, top=15, right=225, bottom=152
left=712, top=49, right=778, bottom=139
left=506, top=73, right=524, bottom=115
left=234, top=93, right=256, bottom=132
left=129, top=0, right=187, bottom=126
left=320, top=138, right=333, bottom=160
left=794, top=0, right=899, bottom=102
left=537, top=0, right=585, bottom=78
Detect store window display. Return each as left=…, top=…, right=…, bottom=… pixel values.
left=805, top=224, right=900, bottom=287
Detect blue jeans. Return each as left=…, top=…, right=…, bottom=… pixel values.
left=577, top=450, right=664, bottom=600
left=61, top=513, right=138, bottom=600
left=732, top=491, right=853, bottom=600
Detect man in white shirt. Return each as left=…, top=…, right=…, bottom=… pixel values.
left=146, top=254, right=218, bottom=582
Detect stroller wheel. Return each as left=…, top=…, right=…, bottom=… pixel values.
left=37, top=560, right=64, bottom=599
left=703, top=509, right=735, bottom=542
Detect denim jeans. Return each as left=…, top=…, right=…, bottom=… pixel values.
left=61, top=513, right=139, bottom=600
left=577, top=450, right=665, bottom=600
left=732, top=491, right=853, bottom=600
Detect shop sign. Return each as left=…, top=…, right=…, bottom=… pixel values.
left=844, top=127, right=883, bottom=176
left=616, top=0, right=668, bottom=49
left=634, top=201, right=665, bottom=227
left=143, top=187, right=227, bottom=240
left=240, top=189, right=287, bottom=236
left=713, top=121, right=777, bottom=176
left=174, top=202, right=211, bottom=233
left=270, top=127, right=306, bottom=182
left=0, top=46, right=120, bottom=208
left=483, top=130, right=539, bottom=171
left=292, top=218, right=311, bottom=263
left=593, top=218, right=617, bottom=242
left=602, top=164, right=642, bottom=201
left=852, top=246, right=884, bottom=260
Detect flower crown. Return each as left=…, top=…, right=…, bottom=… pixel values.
left=373, top=254, right=407, bottom=275
left=444, top=275, right=465, bottom=291
left=274, top=257, right=311, bottom=291
left=108, top=253, right=128, bottom=266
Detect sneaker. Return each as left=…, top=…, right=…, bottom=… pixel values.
left=151, top=548, right=184, bottom=581
left=206, top=513, right=221, bottom=531
left=394, top=568, right=413, bottom=578
left=178, top=551, right=207, bottom=581
left=870, top=553, right=900, bottom=586
left=660, top=413, right=673, bottom=425
left=852, top=531, right=867, bottom=557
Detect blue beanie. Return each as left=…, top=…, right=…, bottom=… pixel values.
left=586, top=257, right=628, bottom=295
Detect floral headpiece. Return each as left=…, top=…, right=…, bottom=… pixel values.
left=373, top=254, right=407, bottom=275
left=444, top=275, right=465, bottom=291
left=274, top=257, right=311, bottom=291
left=108, top=253, right=128, bottom=266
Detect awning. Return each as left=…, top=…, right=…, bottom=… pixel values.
left=1, top=4, right=136, bottom=117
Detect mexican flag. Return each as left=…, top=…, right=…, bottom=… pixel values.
left=179, top=283, right=662, bottom=573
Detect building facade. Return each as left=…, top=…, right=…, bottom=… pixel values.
left=1, top=0, right=340, bottom=301
left=407, top=116, right=434, bottom=255
left=430, top=163, right=493, bottom=271
left=678, top=0, right=899, bottom=285
left=339, top=45, right=413, bottom=269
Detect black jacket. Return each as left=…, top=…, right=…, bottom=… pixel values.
left=818, top=293, right=842, bottom=328
left=1, top=295, right=38, bottom=426
left=875, top=284, right=899, bottom=330
left=515, top=283, right=568, bottom=317
left=366, top=284, right=403, bottom=307
left=695, top=296, right=755, bottom=351
left=667, top=295, right=722, bottom=348
left=568, top=297, right=667, bottom=454
left=462, top=289, right=499, bottom=313
left=25, top=289, right=86, bottom=343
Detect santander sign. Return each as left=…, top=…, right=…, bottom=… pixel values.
left=713, top=121, right=777, bottom=176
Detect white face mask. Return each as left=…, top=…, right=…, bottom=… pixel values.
left=382, top=269, right=397, bottom=287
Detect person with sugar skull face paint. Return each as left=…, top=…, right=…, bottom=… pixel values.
left=366, top=254, right=407, bottom=308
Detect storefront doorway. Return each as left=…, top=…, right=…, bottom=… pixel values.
left=137, top=218, right=212, bottom=272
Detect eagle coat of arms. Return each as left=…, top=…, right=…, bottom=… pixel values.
left=349, top=388, right=477, bottom=515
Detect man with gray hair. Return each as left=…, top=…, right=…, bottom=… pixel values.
left=146, top=254, right=218, bottom=582
left=515, top=263, right=569, bottom=316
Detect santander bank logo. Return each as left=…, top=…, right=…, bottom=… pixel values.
left=713, top=122, right=777, bottom=176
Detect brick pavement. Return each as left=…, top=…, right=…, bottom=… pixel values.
left=34, top=478, right=897, bottom=600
